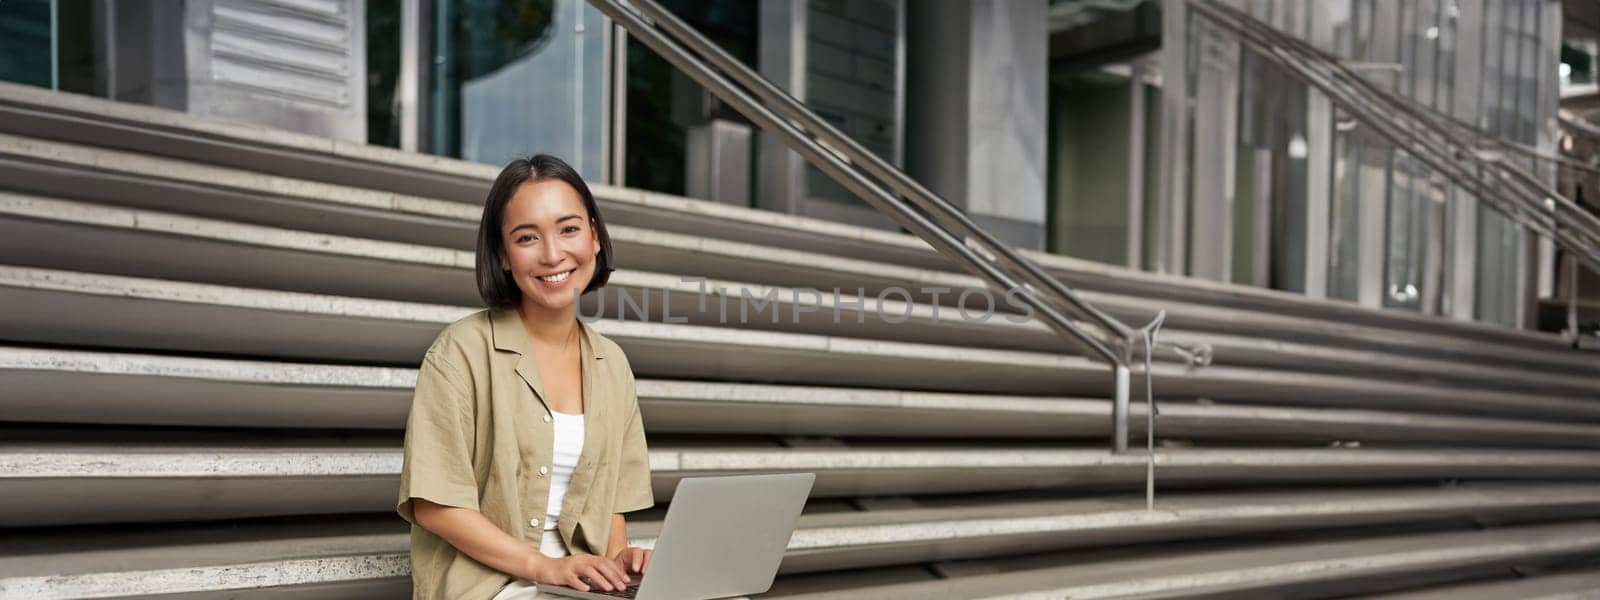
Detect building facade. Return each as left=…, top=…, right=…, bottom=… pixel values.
left=0, top=0, right=1584, bottom=331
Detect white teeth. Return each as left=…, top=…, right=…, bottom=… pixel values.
left=538, top=270, right=573, bottom=283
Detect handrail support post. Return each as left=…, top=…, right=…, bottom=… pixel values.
left=1111, top=364, right=1131, bottom=453
left=1569, top=253, right=1581, bottom=347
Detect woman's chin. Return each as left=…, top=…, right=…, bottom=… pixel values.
left=518, top=288, right=581, bottom=312
left=523, top=296, right=575, bottom=312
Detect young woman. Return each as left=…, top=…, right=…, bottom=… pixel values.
left=397, top=154, right=654, bottom=600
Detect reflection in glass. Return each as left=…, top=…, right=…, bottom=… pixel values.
left=0, top=0, right=54, bottom=88
left=1171, top=0, right=1556, bottom=326
left=430, top=0, right=604, bottom=178
left=624, top=0, right=757, bottom=196
left=368, top=1, right=402, bottom=148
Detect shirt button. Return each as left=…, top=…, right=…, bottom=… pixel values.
left=539, top=465, right=550, bottom=476
left=543, top=414, right=552, bottom=423
left=529, top=517, right=540, bottom=528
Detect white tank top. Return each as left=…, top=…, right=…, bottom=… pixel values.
left=544, top=410, right=585, bottom=530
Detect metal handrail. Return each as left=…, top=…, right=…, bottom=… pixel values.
left=625, top=0, right=1134, bottom=342
left=1188, top=0, right=1600, bottom=274
left=588, top=0, right=1210, bottom=461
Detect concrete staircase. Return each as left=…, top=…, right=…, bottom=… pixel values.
left=1, top=80, right=1597, bottom=599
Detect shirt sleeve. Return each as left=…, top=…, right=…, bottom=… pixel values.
left=396, top=349, right=480, bottom=526
left=612, top=375, right=655, bottom=514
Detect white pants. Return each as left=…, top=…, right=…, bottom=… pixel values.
left=492, top=529, right=571, bottom=600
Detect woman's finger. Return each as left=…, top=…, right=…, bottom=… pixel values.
left=567, top=569, right=590, bottom=592
left=642, top=548, right=652, bottom=572
left=589, top=558, right=624, bottom=589
left=630, top=548, right=642, bottom=573
left=580, top=565, right=611, bottom=591
left=601, top=557, right=631, bottom=587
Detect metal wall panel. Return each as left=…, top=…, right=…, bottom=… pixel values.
left=185, top=0, right=366, bottom=143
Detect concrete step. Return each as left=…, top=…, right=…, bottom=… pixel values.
left=758, top=520, right=1600, bottom=599
left=4, top=191, right=1594, bottom=396
left=4, top=266, right=1595, bottom=421
left=0, top=265, right=1096, bottom=394
left=638, top=483, right=1600, bottom=575
left=1361, top=566, right=1600, bottom=599
left=0, top=190, right=1055, bottom=355
left=8, top=346, right=1598, bottom=447
left=0, top=133, right=1594, bottom=379
left=5, top=434, right=1599, bottom=526
left=0, top=515, right=410, bottom=599
left=0, top=81, right=1579, bottom=363
left=2, top=485, right=1598, bottom=598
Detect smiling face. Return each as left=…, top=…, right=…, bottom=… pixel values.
left=497, top=178, right=601, bottom=313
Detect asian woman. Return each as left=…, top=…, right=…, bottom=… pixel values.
left=397, top=154, right=654, bottom=600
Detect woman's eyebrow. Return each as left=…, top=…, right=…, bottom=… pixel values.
left=508, top=215, right=581, bottom=233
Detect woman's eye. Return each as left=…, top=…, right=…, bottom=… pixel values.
left=516, top=235, right=534, bottom=243
left=562, top=226, right=580, bottom=234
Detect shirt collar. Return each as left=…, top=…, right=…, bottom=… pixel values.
left=489, top=305, right=606, bottom=360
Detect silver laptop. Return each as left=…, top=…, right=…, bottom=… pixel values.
left=545, top=472, right=815, bottom=600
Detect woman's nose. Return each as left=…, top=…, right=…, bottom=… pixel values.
left=538, top=237, right=562, bottom=265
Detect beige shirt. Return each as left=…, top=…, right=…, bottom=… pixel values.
left=396, top=307, right=654, bottom=600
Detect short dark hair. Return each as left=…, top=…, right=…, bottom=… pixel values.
left=475, top=154, right=614, bottom=307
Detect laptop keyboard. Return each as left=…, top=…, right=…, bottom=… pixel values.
left=590, top=580, right=640, bottom=598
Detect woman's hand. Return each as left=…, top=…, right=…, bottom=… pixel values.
left=531, top=553, right=632, bottom=592
left=612, top=546, right=653, bottom=575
